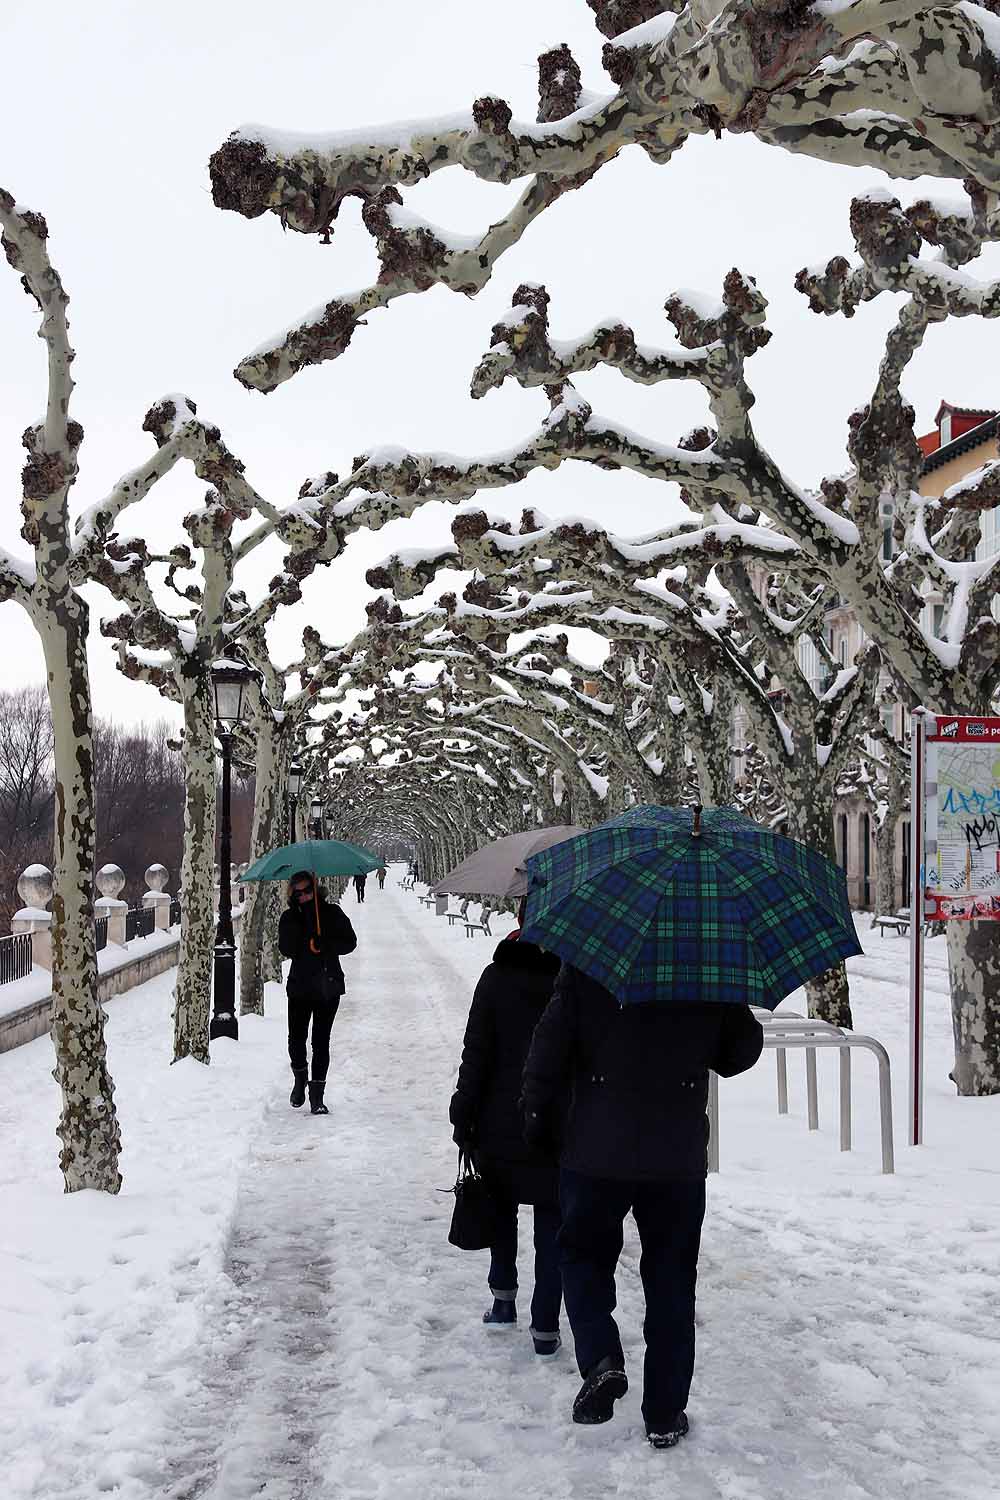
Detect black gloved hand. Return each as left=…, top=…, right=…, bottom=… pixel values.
left=450, top=1093, right=476, bottom=1150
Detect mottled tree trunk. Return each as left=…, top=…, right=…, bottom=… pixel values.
left=173, top=673, right=216, bottom=1062
left=239, top=716, right=282, bottom=1016
left=874, top=760, right=906, bottom=918
left=40, top=596, right=123, bottom=1192
left=1, top=196, right=123, bottom=1191
left=263, top=885, right=283, bottom=984
left=785, top=791, right=854, bottom=1029
left=946, top=922, right=1000, bottom=1095
left=874, top=817, right=897, bottom=918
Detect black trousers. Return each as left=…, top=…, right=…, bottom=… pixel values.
left=478, top=1158, right=562, bottom=1336
left=558, top=1168, right=706, bottom=1428
left=287, top=988, right=340, bottom=1081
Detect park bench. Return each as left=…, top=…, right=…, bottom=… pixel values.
left=871, top=911, right=909, bottom=936
left=446, top=899, right=471, bottom=927
left=418, top=893, right=436, bottom=909
left=463, top=908, right=493, bottom=938
left=870, top=908, right=935, bottom=938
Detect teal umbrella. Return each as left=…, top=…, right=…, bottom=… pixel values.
left=241, top=839, right=382, bottom=953
left=241, top=839, right=382, bottom=882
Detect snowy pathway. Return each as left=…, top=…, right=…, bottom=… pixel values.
left=3, top=878, right=999, bottom=1499
left=165, top=881, right=1000, bottom=1500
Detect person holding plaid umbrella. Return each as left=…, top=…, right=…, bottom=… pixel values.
left=519, top=804, right=862, bottom=1448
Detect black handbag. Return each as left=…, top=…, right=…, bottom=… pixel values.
left=447, top=1150, right=498, bottom=1251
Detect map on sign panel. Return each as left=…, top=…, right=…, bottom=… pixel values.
left=926, top=718, right=1000, bottom=920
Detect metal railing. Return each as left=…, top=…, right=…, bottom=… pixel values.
left=708, top=1010, right=894, bottom=1175
left=125, top=906, right=155, bottom=943
left=95, top=916, right=109, bottom=952
left=0, top=931, right=32, bottom=985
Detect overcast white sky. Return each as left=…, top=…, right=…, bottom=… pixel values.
left=2, top=0, right=996, bottom=728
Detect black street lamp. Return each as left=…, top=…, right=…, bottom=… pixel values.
left=210, top=659, right=254, bottom=1043
left=288, top=760, right=303, bottom=842
left=309, top=797, right=323, bottom=839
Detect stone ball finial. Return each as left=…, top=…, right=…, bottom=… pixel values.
left=95, top=864, right=126, bottom=900
left=18, top=863, right=53, bottom=910
left=144, top=863, right=169, bottom=893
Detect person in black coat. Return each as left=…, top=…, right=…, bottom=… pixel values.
left=521, top=964, right=763, bottom=1446
left=450, top=929, right=564, bottom=1356
left=277, top=872, right=357, bottom=1115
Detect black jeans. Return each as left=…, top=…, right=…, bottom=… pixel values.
left=558, top=1168, right=706, bottom=1427
left=287, top=987, right=340, bottom=1081
left=481, top=1165, right=562, bottom=1337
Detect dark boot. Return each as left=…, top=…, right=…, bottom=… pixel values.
left=289, top=1068, right=308, bottom=1108
left=572, top=1355, right=628, bottom=1425
left=308, top=1081, right=329, bottom=1115
left=646, top=1412, right=689, bottom=1450
left=482, top=1297, right=516, bottom=1328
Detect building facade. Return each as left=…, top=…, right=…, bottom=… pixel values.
left=734, top=402, right=999, bottom=910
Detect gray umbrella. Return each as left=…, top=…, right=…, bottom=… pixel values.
left=431, top=826, right=586, bottom=900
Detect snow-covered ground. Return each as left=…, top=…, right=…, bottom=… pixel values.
left=1, top=873, right=998, bottom=1499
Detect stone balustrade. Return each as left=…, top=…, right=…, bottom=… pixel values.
left=10, top=861, right=181, bottom=972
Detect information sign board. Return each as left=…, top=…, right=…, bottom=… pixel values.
left=925, top=716, right=1000, bottom=921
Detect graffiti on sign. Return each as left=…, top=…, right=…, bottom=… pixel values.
left=925, top=717, right=1000, bottom=921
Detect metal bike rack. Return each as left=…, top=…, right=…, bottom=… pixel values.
left=708, top=1012, right=895, bottom=1175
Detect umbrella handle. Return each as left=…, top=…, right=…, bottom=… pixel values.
left=692, top=804, right=703, bottom=838
left=311, top=884, right=321, bottom=953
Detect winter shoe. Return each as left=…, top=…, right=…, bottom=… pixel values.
left=531, top=1330, right=561, bottom=1359
left=646, top=1412, right=689, bottom=1450
left=308, top=1081, right=329, bottom=1115
left=289, top=1068, right=308, bottom=1108
left=572, top=1355, right=628, bottom=1425
left=482, top=1297, right=517, bottom=1328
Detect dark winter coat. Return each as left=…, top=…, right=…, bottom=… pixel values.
left=278, top=897, right=357, bottom=999
left=521, top=964, right=764, bottom=1182
left=450, top=938, right=562, bottom=1195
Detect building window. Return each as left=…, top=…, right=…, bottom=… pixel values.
left=862, top=813, right=872, bottom=908
left=838, top=813, right=849, bottom=872
left=940, top=411, right=952, bottom=446
left=931, top=603, right=945, bottom=638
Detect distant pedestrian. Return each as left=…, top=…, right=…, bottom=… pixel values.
left=377, top=868, right=386, bottom=891
left=353, top=873, right=367, bottom=903
left=521, top=967, right=762, bottom=1447
left=278, top=872, right=357, bottom=1116
left=450, top=907, right=564, bottom=1357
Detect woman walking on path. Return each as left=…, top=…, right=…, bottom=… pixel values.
left=450, top=916, right=564, bottom=1357
left=521, top=966, right=762, bottom=1446
left=353, top=873, right=367, bottom=903
left=278, top=872, right=357, bottom=1116
left=377, top=868, right=386, bottom=891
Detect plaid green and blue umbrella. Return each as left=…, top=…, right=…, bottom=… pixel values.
left=521, top=804, right=862, bottom=1009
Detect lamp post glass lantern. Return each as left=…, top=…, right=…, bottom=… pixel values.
left=210, top=660, right=254, bottom=1042
left=288, top=760, right=304, bottom=842
left=309, top=797, right=323, bottom=839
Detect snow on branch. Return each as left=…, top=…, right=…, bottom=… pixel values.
left=210, top=2, right=1000, bottom=388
